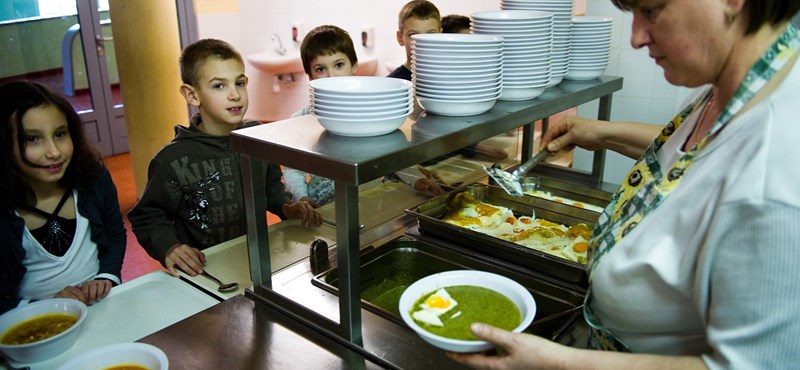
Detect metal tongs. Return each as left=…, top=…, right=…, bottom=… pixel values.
left=482, top=150, right=552, bottom=197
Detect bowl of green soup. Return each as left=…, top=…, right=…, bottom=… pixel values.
left=399, top=270, right=536, bottom=353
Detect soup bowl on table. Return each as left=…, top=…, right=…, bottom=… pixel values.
left=0, top=298, right=88, bottom=363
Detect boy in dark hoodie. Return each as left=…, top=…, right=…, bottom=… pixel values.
left=129, top=39, right=321, bottom=277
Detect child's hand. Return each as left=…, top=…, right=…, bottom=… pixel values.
left=81, top=279, right=112, bottom=304
left=164, top=243, right=207, bottom=277
left=283, top=201, right=322, bottom=228
left=414, top=178, right=446, bottom=195
left=299, top=196, right=321, bottom=208
left=54, top=286, right=87, bottom=304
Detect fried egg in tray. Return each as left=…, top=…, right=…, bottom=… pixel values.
left=406, top=184, right=599, bottom=287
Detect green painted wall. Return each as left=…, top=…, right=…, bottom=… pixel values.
left=0, top=12, right=119, bottom=90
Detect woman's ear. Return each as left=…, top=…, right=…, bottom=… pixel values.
left=180, top=84, right=200, bottom=107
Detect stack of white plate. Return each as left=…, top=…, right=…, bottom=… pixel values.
left=565, top=16, right=613, bottom=80
left=309, top=76, right=413, bottom=137
left=411, top=33, right=503, bottom=116
left=471, top=10, right=553, bottom=101
left=500, top=0, right=573, bottom=86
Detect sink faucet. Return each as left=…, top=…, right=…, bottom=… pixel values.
left=271, top=34, right=287, bottom=56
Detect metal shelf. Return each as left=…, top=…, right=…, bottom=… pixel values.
left=230, top=76, right=622, bottom=361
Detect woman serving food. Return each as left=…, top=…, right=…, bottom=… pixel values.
left=450, top=0, right=800, bottom=369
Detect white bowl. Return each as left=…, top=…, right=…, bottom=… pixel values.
left=414, top=73, right=502, bottom=85
left=499, top=85, right=547, bottom=101
left=414, top=81, right=496, bottom=96
left=312, top=90, right=410, bottom=103
left=416, top=89, right=502, bottom=101
left=0, top=299, right=87, bottom=364
left=471, top=24, right=552, bottom=32
left=413, top=81, right=500, bottom=92
left=411, top=33, right=504, bottom=45
left=564, top=68, right=607, bottom=81
left=417, top=96, right=498, bottom=117
left=413, top=65, right=502, bottom=77
left=313, top=105, right=411, bottom=119
left=57, top=342, right=168, bottom=370
left=471, top=10, right=554, bottom=22
left=399, top=270, right=536, bottom=353
left=309, top=76, right=412, bottom=96
left=315, top=113, right=409, bottom=137
left=312, top=100, right=409, bottom=113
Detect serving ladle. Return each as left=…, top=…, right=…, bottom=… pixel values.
left=200, top=270, right=239, bottom=292
left=483, top=150, right=551, bottom=197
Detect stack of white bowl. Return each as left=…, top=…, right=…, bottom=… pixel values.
left=471, top=10, right=553, bottom=101
left=411, top=33, right=503, bottom=116
left=309, top=76, right=413, bottom=137
left=565, top=16, right=613, bottom=80
left=500, top=0, right=573, bottom=86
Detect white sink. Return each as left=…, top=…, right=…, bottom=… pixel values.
left=247, top=51, right=304, bottom=75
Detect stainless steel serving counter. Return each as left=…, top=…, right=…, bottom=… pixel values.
left=229, top=76, right=623, bottom=368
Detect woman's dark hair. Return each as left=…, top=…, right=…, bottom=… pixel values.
left=0, top=81, right=103, bottom=207
left=610, top=0, right=800, bottom=35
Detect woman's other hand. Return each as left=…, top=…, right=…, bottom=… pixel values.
left=164, top=243, right=207, bottom=277
left=54, top=286, right=87, bottom=304
left=284, top=200, right=323, bottom=227
left=447, top=323, right=570, bottom=370
left=540, top=116, right=606, bottom=153
left=80, top=279, right=112, bottom=304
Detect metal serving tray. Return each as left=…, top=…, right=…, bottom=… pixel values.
left=521, top=176, right=613, bottom=217
left=311, top=236, right=584, bottom=342
left=406, top=184, right=598, bottom=286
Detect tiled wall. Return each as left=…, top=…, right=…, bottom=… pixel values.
left=196, top=0, right=689, bottom=186
left=571, top=0, right=689, bottom=184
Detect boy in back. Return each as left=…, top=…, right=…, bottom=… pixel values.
left=284, top=25, right=360, bottom=205
left=286, top=25, right=444, bottom=202
left=129, top=38, right=321, bottom=277
left=387, top=0, right=441, bottom=80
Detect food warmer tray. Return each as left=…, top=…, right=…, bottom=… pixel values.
left=406, top=184, right=599, bottom=287
left=312, top=236, right=584, bottom=343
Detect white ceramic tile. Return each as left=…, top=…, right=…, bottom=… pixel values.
left=649, top=97, right=679, bottom=124
left=651, top=69, right=678, bottom=99
left=617, top=48, right=655, bottom=98
left=610, top=96, right=651, bottom=122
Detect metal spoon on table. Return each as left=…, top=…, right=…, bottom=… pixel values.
left=199, top=270, right=239, bottom=292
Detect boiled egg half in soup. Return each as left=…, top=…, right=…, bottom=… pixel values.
left=412, top=288, right=458, bottom=327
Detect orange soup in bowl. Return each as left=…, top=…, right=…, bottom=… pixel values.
left=1, top=313, right=77, bottom=345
